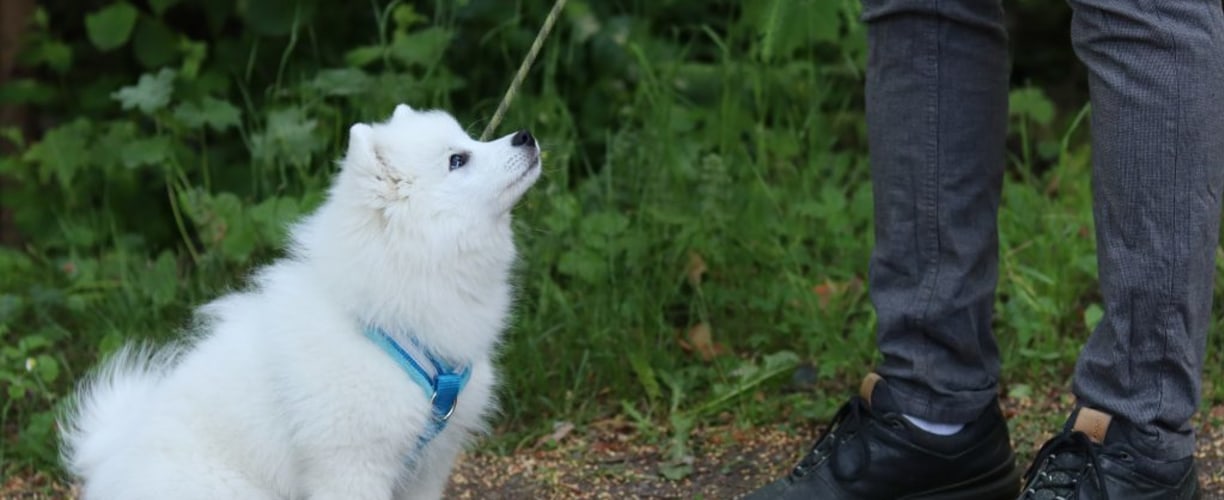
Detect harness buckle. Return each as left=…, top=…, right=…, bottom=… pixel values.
left=429, top=390, right=458, bottom=421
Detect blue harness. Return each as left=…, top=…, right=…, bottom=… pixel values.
left=362, top=326, right=471, bottom=463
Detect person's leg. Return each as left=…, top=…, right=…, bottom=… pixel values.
left=866, top=0, right=1009, bottom=424
left=743, top=1, right=1021, bottom=498
left=1069, top=0, right=1224, bottom=460
left=1021, top=1, right=1224, bottom=498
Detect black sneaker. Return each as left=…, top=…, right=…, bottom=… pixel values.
left=1018, top=407, right=1201, bottom=500
left=742, top=373, right=1021, bottom=500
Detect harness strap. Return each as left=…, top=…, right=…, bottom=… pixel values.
left=362, top=326, right=471, bottom=463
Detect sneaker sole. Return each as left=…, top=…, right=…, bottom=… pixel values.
left=901, top=456, right=1021, bottom=500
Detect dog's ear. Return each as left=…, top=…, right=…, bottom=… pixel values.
left=392, top=104, right=414, bottom=121
left=341, top=123, right=407, bottom=207
left=345, top=123, right=378, bottom=168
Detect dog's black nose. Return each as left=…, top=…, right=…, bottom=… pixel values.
left=511, top=129, right=535, bottom=147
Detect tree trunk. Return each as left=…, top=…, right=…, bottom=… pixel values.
left=0, top=0, right=36, bottom=246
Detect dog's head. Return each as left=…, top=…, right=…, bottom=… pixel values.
left=288, top=104, right=533, bottom=341
left=337, top=104, right=541, bottom=231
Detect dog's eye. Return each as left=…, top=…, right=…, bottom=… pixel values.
left=448, top=153, right=468, bottom=171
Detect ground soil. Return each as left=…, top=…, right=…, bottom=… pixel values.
left=441, top=412, right=1224, bottom=499
left=5, top=396, right=1223, bottom=499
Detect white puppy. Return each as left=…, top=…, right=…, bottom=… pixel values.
left=60, top=104, right=541, bottom=500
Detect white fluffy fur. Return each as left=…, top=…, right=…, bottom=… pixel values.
left=59, top=104, right=541, bottom=500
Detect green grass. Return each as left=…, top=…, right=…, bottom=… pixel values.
left=3, top=0, right=1224, bottom=482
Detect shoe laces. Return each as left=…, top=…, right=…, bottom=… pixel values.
left=1020, top=430, right=1110, bottom=500
left=790, top=397, right=876, bottom=478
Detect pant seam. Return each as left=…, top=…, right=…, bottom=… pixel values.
left=1153, top=14, right=1182, bottom=451
left=914, top=0, right=943, bottom=376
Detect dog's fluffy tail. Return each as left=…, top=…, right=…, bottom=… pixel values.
left=59, top=343, right=182, bottom=478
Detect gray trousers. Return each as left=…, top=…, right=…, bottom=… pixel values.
left=863, top=0, right=1224, bottom=459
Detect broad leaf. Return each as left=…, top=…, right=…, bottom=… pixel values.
left=119, top=135, right=173, bottom=169
left=85, top=3, right=139, bottom=52
left=250, top=107, right=320, bottom=168
left=344, top=45, right=383, bottom=68
left=180, top=190, right=257, bottom=263
left=112, top=68, right=176, bottom=114
left=1009, top=87, right=1055, bottom=126
left=25, top=40, right=73, bottom=73
left=133, top=18, right=178, bottom=68
left=35, top=355, right=59, bottom=383
left=752, top=0, right=842, bottom=61
left=144, top=252, right=178, bottom=307
left=392, top=4, right=427, bottom=30
left=22, top=119, right=93, bottom=187
left=388, top=27, right=452, bottom=68
left=307, top=68, right=374, bottom=97
left=173, top=97, right=241, bottom=131
left=249, top=196, right=302, bottom=244
left=1084, top=303, right=1104, bottom=331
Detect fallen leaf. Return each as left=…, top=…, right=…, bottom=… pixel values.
left=549, top=421, right=575, bottom=442
left=686, top=251, right=707, bottom=287
left=680, top=322, right=726, bottom=361
left=811, top=276, right=864, bottom=309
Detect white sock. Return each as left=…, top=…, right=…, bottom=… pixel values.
left=903, top=414, right=966, bottom=436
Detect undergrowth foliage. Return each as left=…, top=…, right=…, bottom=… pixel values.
left=2, top=0, right=1223, bottom=479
